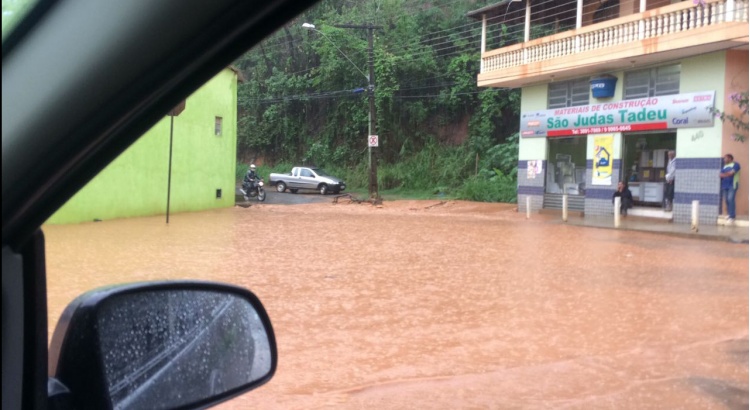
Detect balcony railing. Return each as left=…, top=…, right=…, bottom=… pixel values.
left=481, top=0, right=749, bottom=74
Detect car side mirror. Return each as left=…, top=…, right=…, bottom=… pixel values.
left=48, top=281, right=276, bottom=409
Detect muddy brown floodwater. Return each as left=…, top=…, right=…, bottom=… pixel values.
left=43, top=200, right=748, bottom=409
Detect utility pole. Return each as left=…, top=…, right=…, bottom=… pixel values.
left=334, top=24, right=382, bottom=199
left=166, top=100, right=186, bottom=224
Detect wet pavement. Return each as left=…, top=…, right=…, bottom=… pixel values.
left=235, top=185, right=333, bottom=206
left=43, top=200, right=748, bottom=409
left=548, top=214, right=750, bottom=244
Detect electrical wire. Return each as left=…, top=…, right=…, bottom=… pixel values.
left=240, top=3, right=744, bottom=101
left=245, top=0, right=668, bottom=62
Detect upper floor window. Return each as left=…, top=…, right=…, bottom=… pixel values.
left=214, top=116, right=223, bottom=136
left=548, top=78, right=590, bottom=109
left=624, top=65, right=680, bottom=100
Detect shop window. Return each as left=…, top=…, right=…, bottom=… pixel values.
left=546, top=138, right=588, bottom=196
left=624, top=65, right=680, bottom=100
left=214, top=116, right=223, bottom=136
left=621, top=132, right=676, bottom=207
left=548, top=78, right=590, bottom=109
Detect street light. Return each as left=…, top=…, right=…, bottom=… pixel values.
left=303, top=22, right=381, bottom=199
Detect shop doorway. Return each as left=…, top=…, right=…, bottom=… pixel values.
left=621, top=132, right=676, bottom=212
left=544, top=136, right=587, bottom=211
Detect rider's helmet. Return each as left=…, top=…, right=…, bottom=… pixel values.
left=250, top=164, right=256, bottom=170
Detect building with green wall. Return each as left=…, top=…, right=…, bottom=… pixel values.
left=46, top=68, right=239, bottom=224
left=514, top=51, right=748, bottom=225
left=470, top=0, right=748, bottom=224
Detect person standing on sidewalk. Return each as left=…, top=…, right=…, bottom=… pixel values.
left=664, top=150, right=676, bottom=211
left=720, top=153, right=741, bottom=223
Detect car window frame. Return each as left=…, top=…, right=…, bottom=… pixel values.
left=2, top=0, right=320, bottom=408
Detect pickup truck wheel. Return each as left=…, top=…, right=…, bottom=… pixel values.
left=290, top=189, right=298, bottom=193
left=319, top=184, right=328, bottom=195
left=276, top=182, right=287, bottom=193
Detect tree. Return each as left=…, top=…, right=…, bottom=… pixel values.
left=232, top=0, right=521, bottom=175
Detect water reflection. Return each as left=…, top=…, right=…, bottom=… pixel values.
left=44, top=202, right=749, bottom=408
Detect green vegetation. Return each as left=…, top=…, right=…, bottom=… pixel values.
left=238, top=132, right=518, bottom=202
left=233, top=0, right=522, bottom=202
left=710, top=91, right=748, bottom=143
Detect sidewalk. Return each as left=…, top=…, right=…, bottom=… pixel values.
left=545, top=214, right=750, bottom=244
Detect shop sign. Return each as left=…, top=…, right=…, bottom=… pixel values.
left=591, top=135, right=614, bottom=186
left=520, top=91, right=715, bottom=138
left=526, top=160, right=543, bottom=179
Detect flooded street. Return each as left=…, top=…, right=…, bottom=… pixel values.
left=43, top=200, right=748, bottom=409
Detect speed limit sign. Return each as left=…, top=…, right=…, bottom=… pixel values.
left=368, top=135, right=379, bottom=147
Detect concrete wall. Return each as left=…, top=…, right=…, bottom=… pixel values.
left=519, top=85, right=549, bottom=212
left=672, top=52, right=727, bottom=223
left=721, top=49, right=749, bottom=217
left=518, top=160, right=546, bottom=213
left=585, top=134, right=623, bottom=217
left=47, top=69, right=239, bottom=224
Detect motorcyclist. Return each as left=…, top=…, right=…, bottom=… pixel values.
left=243, top=164, right=260, bottom=192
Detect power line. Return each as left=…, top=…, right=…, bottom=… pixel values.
left=239, top=4, right=744, bottom=100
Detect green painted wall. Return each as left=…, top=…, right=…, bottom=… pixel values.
left=677, top=51, right=726, bottom=159
left=519, top=84, right=548, bottom=161
left=47, top=69, right=238, bottom=224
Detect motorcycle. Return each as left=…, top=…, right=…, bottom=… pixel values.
left=241, top=178, right=266, bottom=202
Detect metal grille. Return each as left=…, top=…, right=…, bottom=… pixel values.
left=548, top=78, right=590, bottom=108
left=624, top=65, right=681, bottom=99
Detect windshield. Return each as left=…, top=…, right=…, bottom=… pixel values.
left=311, top=168, right=331, bottom=177
left=2, top=0, right=38, bottom=40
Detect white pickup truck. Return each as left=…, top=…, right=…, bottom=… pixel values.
left=268, top=166, right=346, bottom=195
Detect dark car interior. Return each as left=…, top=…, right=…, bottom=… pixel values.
left=3, top=0, right=318, bottom=408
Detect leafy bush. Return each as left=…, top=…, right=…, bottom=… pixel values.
left=235, top=162, right=248, bottom=182
left=239, top=133, right=520, bottom=203
left=457, top=171, right=517, bottom=203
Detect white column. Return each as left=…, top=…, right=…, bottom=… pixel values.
left=480, top=14, right=487, bottom=73
left=727, top=0, right=735, bottom=21
left=638, top=20, right=645, bottom=40
left=614, top=197, right=621, bottom=227
left=525, top=0, right=531, bottom=42
left=640, top=0, right=646, bottom=13
left=481, top=14, right=487, bottom=54
left=562, top=194, right=569, bottom=222
left=691, top=200, right=700, bottom=231
left=526, top=196, right=531, bottom=219
left=575, top=0, right=583, bottom=52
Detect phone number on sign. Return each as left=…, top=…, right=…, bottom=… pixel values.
left=571, top=125, right=632, bottom=134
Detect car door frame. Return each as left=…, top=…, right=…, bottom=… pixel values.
left=2, top=0, right=319, bottom=408
left=299, top=168, right=317, bottom=190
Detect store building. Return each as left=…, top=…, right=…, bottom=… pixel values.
left=469, top=0, right=748, bottom=224
left=46, top=67, right=241, bottom=224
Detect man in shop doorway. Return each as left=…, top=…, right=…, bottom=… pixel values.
left=664, top=150, right=676, bottom=211
left=720, top=153, right=741, bottom=224
left=613, top=181, right=634, bottom=216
